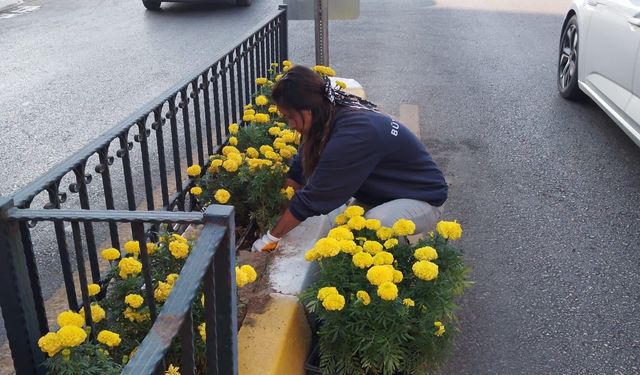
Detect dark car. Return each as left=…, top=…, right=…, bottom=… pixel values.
left=143, top=0, right=251, bottom=10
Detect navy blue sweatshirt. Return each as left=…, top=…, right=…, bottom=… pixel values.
left=287, top=107, right=448, bottom=222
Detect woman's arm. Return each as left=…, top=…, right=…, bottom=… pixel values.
left=270, top=208, right=302, bottom=238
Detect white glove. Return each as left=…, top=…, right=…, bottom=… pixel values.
left=251, top=230, right=281, bottom=253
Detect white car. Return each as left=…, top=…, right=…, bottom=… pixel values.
left=558, top=0, right=640, bottom=147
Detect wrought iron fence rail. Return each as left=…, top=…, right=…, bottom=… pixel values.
left=8, top=207, right=205, bottom=224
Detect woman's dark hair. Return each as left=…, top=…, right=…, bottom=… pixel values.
left=271, top=65, right=336, bottom=179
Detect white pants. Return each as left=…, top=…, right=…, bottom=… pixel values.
left=353, top=199, right=444, bottom=234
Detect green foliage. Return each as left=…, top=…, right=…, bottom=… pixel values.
left=44, top=344, right=122, bottom=375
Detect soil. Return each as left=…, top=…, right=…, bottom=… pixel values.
left=236, top=249, right=273, bottom=328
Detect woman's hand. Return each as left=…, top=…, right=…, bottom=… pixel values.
left=251, top=231, right=281, bottom=253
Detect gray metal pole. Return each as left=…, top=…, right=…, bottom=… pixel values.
left=314, top=0, right=329, bottom=66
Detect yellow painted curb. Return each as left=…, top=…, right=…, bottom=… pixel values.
left=238, top=293, right=311, bottom=375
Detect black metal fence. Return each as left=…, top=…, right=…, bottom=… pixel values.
left=0, top=6, right=287, bottom=374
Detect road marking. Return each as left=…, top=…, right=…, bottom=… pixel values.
left=399, top=104, right=421, bottom=139
left=0, top=5, right=40, bottom=19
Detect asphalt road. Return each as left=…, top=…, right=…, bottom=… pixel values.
left=288, top=0, right=639, bottom=373
left=2, top=0, right=640, bottom=373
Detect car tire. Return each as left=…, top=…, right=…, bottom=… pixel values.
left=143, top=1, right=161, bottom=10
left=558, top=15, right=584, bottom=100
left=236, top=0, right=251, bottom=6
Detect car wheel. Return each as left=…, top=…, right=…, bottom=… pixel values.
left=558, top=15, right=583, bottom=100
left=236, top=0, right=251, bottom=6
left=143, top=1, right=161, bottom=10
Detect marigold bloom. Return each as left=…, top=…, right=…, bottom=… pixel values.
left=246, top=147, right=259, bottom=158
left=198, top=323, right=206, bottom=341
left=97, top=330, right=121, bottom=348
left=275, top=74, right=283, bottom=81
left=186, top=164, right=201, bottom=177
left=259, top=145, right=274, bottom=154
left=279, top=148, right=293, bottom=159
left=87, top=283, right=101, bottom=297
left=169, top=241, right=189, bottom=259
left=243, top=114, right=254, bottom=122
left=125, top=294, right=144, bottom=309
left=214, top=189, right=231, bottom=204
left=228, top=123, right=239, bottom=135
left=255, top=77, right=268, bottom=85
left=101, top=247, right=121, bottom=261
left=434, top=321, right=446, bottom=336
left=356, top=290, right=371, bottom=305
left=344, top=205, right=364, bottom=218
left=304, top=248, right=319, bottom=262
left=363, top=240, right=383, bottom=255
left=282, top=186, right=295, bottom=200
left=283, top=60, right=292, bottom=66
left=118, top=257, right=142, bottom=279
left=373, top=251, right=394, bottom=266
left=240, top=265, right=257, bottom=283
left=392, top=219, right=416, bottom=236
left=222, top=159, right=239, bottom=173
left=57, top=325, right=87, bottom=348
left=222, top=145, right=240, bottom=156
left=314, top=238, right=340, bottom=257
left=413, top=261, right=439, bottom=281
left=339, top=240, right=358, bottom=254
left=317, top=286, right=339, bottom=301
left=268, top=105, right=278, bottom=113
left=436, top=220, right=462, bottom=240
left=166, top=273, right=179, bottom=286
left=79, top=303, right=106, bottom=323
left=376, top=227, right=394, bottom=241
left=322, top=293, right=345, bottom=311
left=347, top=216, right=366, bottom=230
left=255, top=95, right=269, bottom=106
left=393, top=270, right=404, bottom=283
left=154, top=281, right=173, bottom=302
left=414, top=246, right=438, bottom=261
left=364, top=219, right=381, bottom=231
left=146, top=242, right=158, bottom=255
left=352, top=251, right=374, bottom=269
left=377, top=282, right=398, bottom=301
left=123, top=307, right=150, bottom=323
left=236, top=267, right=253, bottom=288
left=334, top=214, right=348, bottom=225
left=336, top=80, right=347, bottom=89
left=57, top=311, right=84, bottom=328
left=403, top=298, right=415, bottom=307
left=228, top=136, right=238, bottom=146
left=366, top=265, right=394, bottom=286
left=254, top=113, right=270, bottom=123
left=166, top=364, right=181, bottom=375
left=123, top=240, right=140, bottom=255
left=383, top=238, right=398, bottom=249
left=327, top=227, right=354, bottom=241
left=38, top=332, right=62, bottom=357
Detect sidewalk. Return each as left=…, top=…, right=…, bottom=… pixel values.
left=0, top=0, right=21, bottom=11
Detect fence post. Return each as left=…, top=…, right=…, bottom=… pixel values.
left=278, top=5, right=289, bottom=62
left=0, top=197, right=45, bottom=375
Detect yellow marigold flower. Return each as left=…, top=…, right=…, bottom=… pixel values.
left=222, top=159, right=239, bottom=173
left=324, top=66, right=336, bottom=76
left=282, top=186, right=295, bottom=200
left=38, top=332, right=62, bottom=357
left=273, top=140, right=285, bottom=150
left=393, top=219, right=416, bottom=236
left=169, top=241, right=189, bottom=259
left=124, top=240, right=140, bottom=255
left=228, top=123, right=239, bottom=135
left=79, top=303, right=106, bottom=323
left=146, top=242, right=158, bottom=255
left=244, top=108, right=256, bottom=116
left=255, top=95, right=268, bottom=106
left=246, top=147, right=259, bottom=158
left=347, top=216, right=366, bottom=230
left=283, top=65, right=291, bottom=72
left=365, top=218, right=381, bottom=231
left=317, top=286, right=339, bottom=301
left=376, top=227, right=394, bottom=241
left=363, top=240, right=383, bottom=255
left=118, top=257, right=142, bottom=279
left=322, top=293, right=345, bottom=311
left=279, top=148, right=293, bottom=159
left=101, top=247, right=121, bottom=261
left=339, top=240, right=358, bottom=254
left=352, top=251, right=374, bottom=269
left=226, top=152, right=242, bottom=165
left=244, top=103, right=253, bottom=110
left=259, top=145, right=274, bottom=154
left=336, top=80, right=347, bottom=89
left=366, top=265, right=394, bottom=286
left=377, top=282, right=398, bottom=301
left=240, top=265, right=257, bottom=283
left=236, top=267, right=251, bottom=288
left=186, top=164, right=201, bottom=177
left=57, top=325, right=87, bottom=348
left=123, top=307, right=150, bottom=323
left=414, top=246, right=438, bottom=261
left=268, top=105, right=278, bottom=113
left=413, top=261, right=439, bottom=281
left=255, top=77, right=268, bottom=85
left=281, top=131, right=296, bottom=143
left=214, top=189, right=231, bottom=204
left=436, top=220, right=462, bottom=240
left=97, top=330, right=121, bottom=348
left=254, top=113, right=270, bottom=123
left=154, top=281, right=172, bottom=302
left=403, top=298, right=415, bottom=307
left=57, top=311, right=84, bottom=328
left=356, top=290, right=371, bottom=305
left=434, top=321, right=446, bottom=336
left=243, top=114, right=254, bottom=122
left=373, top=251, right=394, bottom=266
left=314, top=238, right=341, bottom=257
left=304, top=248, right=319, bottom=262
left=327, top=227, right=354, bottom=241
left=283, top=60, right=292, bottom=66
left=384, top=238, right=398, bottom=249
left=198, top=323, right=206, bottom=342
left=393, top=270, right=403, bottom=283
left=334, top=214, right=348, bottom=225
left=275, top=74, right=283, bottom=81
left=344, top=205, right=365, bottom=218
left=190, top=186, right=203, bottom=196
left=125, top=294, right=144, bottom=309
left=171, top=234, right=188, bottom=243
left=165, top=364, right=181, bottom=375
left=264, top=150, right=279, bottom=160
left=222, top=145, right=240, bottom=156
left=228, top=136, right=238, bottom=146
left=87, top=283, right=101, bottom=297
left=166, top=273, right=179, bottom=286
left=268, top=126, right=281, bottom=136
left=208, top=159, right=223, bottom=173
